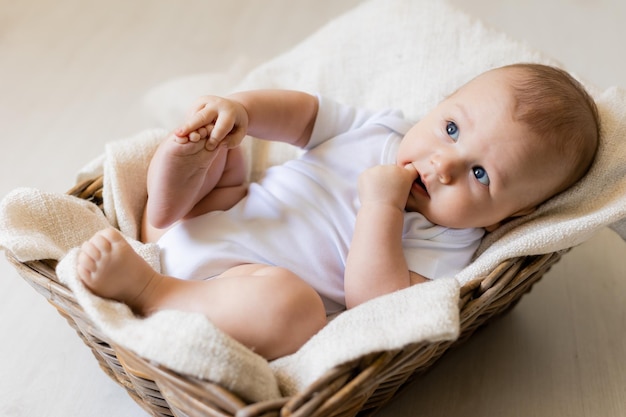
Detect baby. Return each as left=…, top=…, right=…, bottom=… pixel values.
left=76, top=63, right=599, bottom=360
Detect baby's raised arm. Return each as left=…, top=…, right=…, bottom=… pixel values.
left=344, top=164, right=427, bottom=308
left=176, top=90, right=319, bottom=150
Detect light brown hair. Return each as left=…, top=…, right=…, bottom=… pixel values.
left=504, top=63, right=600, bottom=194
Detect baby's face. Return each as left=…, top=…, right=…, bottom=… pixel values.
left=397, top=68, right=565, bottom=230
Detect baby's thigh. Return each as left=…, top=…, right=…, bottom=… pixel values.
left=219, top=264, right=327, bottom=357
left=216, top=146, right=247, bottom=188
left=220, top=264, right=325, bottom=320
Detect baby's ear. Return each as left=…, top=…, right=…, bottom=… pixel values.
left=484, top=207, right=537, bottom=233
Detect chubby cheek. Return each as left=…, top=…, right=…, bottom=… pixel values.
left=426, top=208, right=464, bottom=228
left=397, top=129, right=427, bottom=163
left=427, top=191, right=481, bottom=228
left=395, top=144, right=412, bottom=166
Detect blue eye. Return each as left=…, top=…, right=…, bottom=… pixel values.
left=446, top=121, right=459, bottom=141
left=473, top=166, right=490, bottom=186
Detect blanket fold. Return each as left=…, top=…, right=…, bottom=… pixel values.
left=0, top=187, right=110, bottom=262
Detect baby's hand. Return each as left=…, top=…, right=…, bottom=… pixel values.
left=175, top=95, right=249, bottom=151
left=358, top=164, right=418, bottom=211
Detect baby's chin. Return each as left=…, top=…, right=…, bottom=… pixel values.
left=404, top=207, right=440, bottom=226
left=405, top=207, right=488, bottom=230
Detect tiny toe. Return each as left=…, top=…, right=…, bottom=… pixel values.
left=77, top=265, right=93, bottom=282
left=101, top=227, right=126, bottom=244
left=77, top=251, right=97, bottom=274
left=80, top=241, right=101, bottom=262
left=173, top=134, right=188, bottom=144
left=100, top=227, right=119, bottom=238
left=91, top=234, right=112, bottom=253
left=189, top=131, right=201, bottom=142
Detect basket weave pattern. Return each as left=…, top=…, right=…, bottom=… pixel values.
left=6, top=176, right=565, bottom=417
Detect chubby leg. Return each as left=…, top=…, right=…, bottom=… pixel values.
left=77, top=228, right=327, bottom=360
left=144, top=132, right=247, bottom=232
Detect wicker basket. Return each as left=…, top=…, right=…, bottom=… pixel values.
left=5, top=175, right=566, bottom=417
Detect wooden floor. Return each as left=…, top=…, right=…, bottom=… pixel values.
left=0, top=1, right=624, bottom=416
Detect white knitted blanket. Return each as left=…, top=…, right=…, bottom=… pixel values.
left=1, top=0, right=625, bottom=401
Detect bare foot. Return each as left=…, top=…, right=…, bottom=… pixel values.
left=146, top=132, right=226, bottom=229
left=77, top=228, right=160, bottom=315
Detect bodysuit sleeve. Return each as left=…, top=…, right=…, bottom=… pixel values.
left=306, top=95, right=404, bottom=150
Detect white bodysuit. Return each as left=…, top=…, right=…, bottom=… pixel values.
left=158, top=96, right=484, bottom=314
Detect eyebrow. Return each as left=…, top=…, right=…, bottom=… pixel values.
left=453, top=102, right=474, bottom=130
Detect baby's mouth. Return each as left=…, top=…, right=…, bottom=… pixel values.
left=413, top=175, right=429, bottom=196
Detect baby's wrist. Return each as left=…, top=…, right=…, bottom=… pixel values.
left=358, top=200, right=405, bottom=214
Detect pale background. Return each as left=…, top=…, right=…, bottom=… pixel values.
left=1, top=1, right=624, bottom=416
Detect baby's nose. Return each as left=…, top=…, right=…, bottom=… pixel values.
left=431, top=154, right=460, bottom=184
